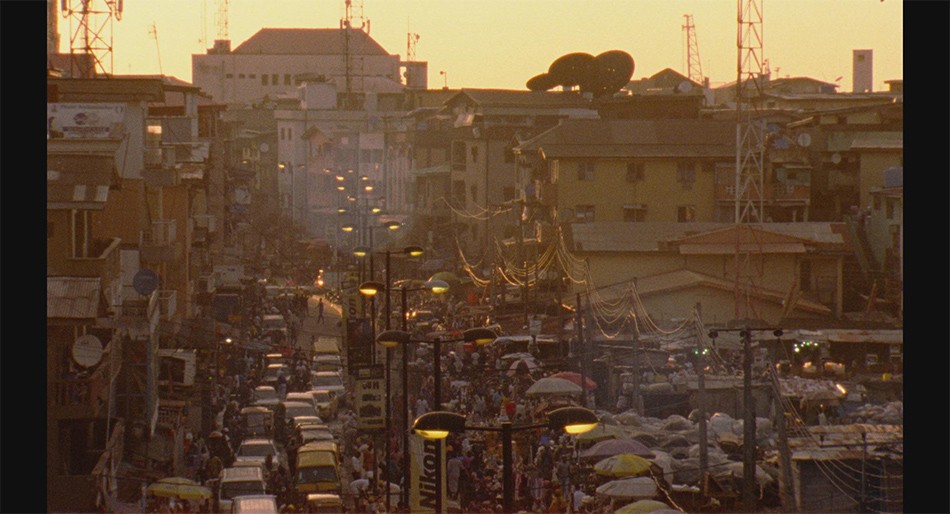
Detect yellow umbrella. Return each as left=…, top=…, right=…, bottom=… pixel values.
left=146, top=477, right=213, bottom=500
left=576, top=423, right=628, bottom=442
left=594, top=453, right=653, bottom=478
left=613, top=499, right=672, bottom=514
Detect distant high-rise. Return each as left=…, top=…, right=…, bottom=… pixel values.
left=852, top=49, right=873, bottom=93
left=47, top=0, right=59, bottom=61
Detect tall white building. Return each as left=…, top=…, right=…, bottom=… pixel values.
left=191, top=28, right=403, bottom=105
left=852, top=49, right=873, bottom=93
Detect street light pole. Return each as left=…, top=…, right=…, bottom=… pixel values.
left=413, top=407, right=599, bottom=513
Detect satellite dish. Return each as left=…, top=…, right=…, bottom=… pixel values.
left=676, top=81, right=693, bottom=94
left=796, top=133, right=812, bottom=148
left=133, top=269, right=160, bottom=296
left=831, top=153, right=842, bottom=164
left=72, top=334, right=104, bottom=368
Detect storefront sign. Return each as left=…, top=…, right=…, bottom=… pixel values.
left=48, top=103, right=125, bottom=139
left=410, top=435, right=445, bottom=512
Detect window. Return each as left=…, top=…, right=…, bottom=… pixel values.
left=873, top=195, right=882, bottom=210
left=575, top=205, right=595, bottom=223
left=262, top=74, right=269, bottom=85
left=886, top=199, right=895, bottom=219
left=470, top=145, right=479, bottom=164
left=451, top=141, right=466, bottom=171
left=249, top=74, right=256, bottom=79
left=71, top=209, right=90, bottom=258
left=677, top=161, right=696, bottom=189
left=238, top=74, right=246, bottom=79
left=225, top=73, right=233, bottom=78
left=577, top=161, right=595, bottom=181
left=626, top=162, right=644, bottom=182
left=677, top=205, right=696, bottom=222
left=284, top=74, right=292, bottom=85
left=623, top=204, right=646, bottom=222
left=272, top=74, right=278, bottom=85
left=503, top=187, right=516, bottom=201
left=799, top=260, right=812, bottom=293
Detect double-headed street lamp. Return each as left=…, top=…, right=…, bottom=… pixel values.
left=413, top=406, right=599, bottom=512
left=375, top=327, right=496, bottom=513
left=360, top=277, right=448, bottom=512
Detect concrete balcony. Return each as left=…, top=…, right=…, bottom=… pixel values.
left=140, top=219, right=182, bottom=263
left=158, top=289, right=177, bottom=320
left=50, top=374, right=108, bottom=419
left=60, top=237, right=122, bottom=279
left=191, top=214, right=217, bottom=243
left=142, top=153, right=181, bottom=187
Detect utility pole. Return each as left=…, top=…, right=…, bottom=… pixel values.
left=741, top=328, right=757, bottom=512
left=576, top=293, right=587, bottom=409
left=697, top=347, right=709, bottom=491
left=771, top=335, right=796, bottom=511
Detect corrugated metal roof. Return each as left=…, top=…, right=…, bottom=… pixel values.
left=232, top=28, right=390, bottom=56
left=47, top=154, right=115, bottom=209
left=569, top=222, right=846, bottom=253
left=517, top=119, right=735, bottom=158
left=450, top=89, right=591, bottom=109
left=48, top=277, right=101, bottom=319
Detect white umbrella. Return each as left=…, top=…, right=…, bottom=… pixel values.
left=595, top=477, right=657, bottom=499
left=526, top=376, right=583, bottom=396
left=508, top=358, right=541, bottom=376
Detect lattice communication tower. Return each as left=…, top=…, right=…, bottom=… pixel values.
left=62, top=0, right=123, bottom=78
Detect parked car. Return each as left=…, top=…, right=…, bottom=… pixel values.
left=310, top=371, right=345, bottom=396
left=235, top=438, right=287, bottom=472
left=217, top=466, right=267, bottom=514
left=281, top=401, right=318, bottom=426
left=308, top=389, right=340, bottom=420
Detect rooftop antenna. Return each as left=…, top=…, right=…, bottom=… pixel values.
left=149, top=22, right=163, bottom=75
left=216, top=0, right=228, bottom=40
left=682, top=14, right=705, bottom=85
left=61, top=0, right=123, bottom=78
left=440, top=70, right=448, bottom=89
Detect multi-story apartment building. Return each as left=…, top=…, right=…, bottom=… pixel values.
left=48, top=75, right=219, bottom=511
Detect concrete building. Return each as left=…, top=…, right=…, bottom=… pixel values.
left=192, top=28, right=403, bottom=106
left=48, top=75, right=220, bottom=511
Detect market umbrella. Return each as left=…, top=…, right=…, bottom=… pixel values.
left=500, top=352, right=536, bottom=364
left=594, top=454, right=653, bottom=478
left=508, top=358, right=541, bottom=376
left=549, top=371, right=598, bottom=390
left=718, top=462, right=774, bottom=486
left=576, top=423, right=629, bottom=443
left=613, top=499, right=671, bottom=514
left=525, top=376, right=583, bottom=396
left=595, top=477, right=657, bottom=500
left=581, top=438, right=655, bottom=460
left=427, top=272, right=460, bottom=292
left=146, top=477, right=213, bottom=500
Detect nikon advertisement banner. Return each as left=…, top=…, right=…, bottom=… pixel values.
left=409, top=433, right=446, bottom=513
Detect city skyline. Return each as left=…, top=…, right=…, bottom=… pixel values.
left=60, top=0, right=902, bottom=93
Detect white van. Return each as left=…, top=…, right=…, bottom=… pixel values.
left=218, top=466, right=267, bottom=514
left=230, top=494, right=278, bottom=514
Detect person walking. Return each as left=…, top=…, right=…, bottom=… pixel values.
left=317, top=298, right=325, bottom=323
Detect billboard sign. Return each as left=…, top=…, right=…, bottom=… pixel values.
left=48, top=103, right=126, bottom=139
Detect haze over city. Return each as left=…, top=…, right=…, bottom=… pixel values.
left=90, top=0, right=902, bottom=92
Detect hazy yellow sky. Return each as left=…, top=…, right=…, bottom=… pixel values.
left=88, top=0, right=901, bottom=93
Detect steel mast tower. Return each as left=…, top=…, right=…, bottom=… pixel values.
left=683, top=14, right=704, bottom=85
left=62, top=0, right=123, bottom=78
left=733, top=0, right=768, bottom=323
left=341, top=0, right=369, bottom=110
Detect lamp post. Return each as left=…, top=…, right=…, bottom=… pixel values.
left=361, top=278, right=449, bottom=512
left=413, top=406, right=599, bottom=512
left=376, top=326, right=496, bottom=513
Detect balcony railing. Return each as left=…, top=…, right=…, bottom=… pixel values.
left=141, top=219, right=176, bottom=246
left=140, top=220, right=182, bottom=263
left=52, top=375, right=107, bottom=416
left=158, top=289, right=177, bottom=320
left=62, top=237, right=122, bottom=278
